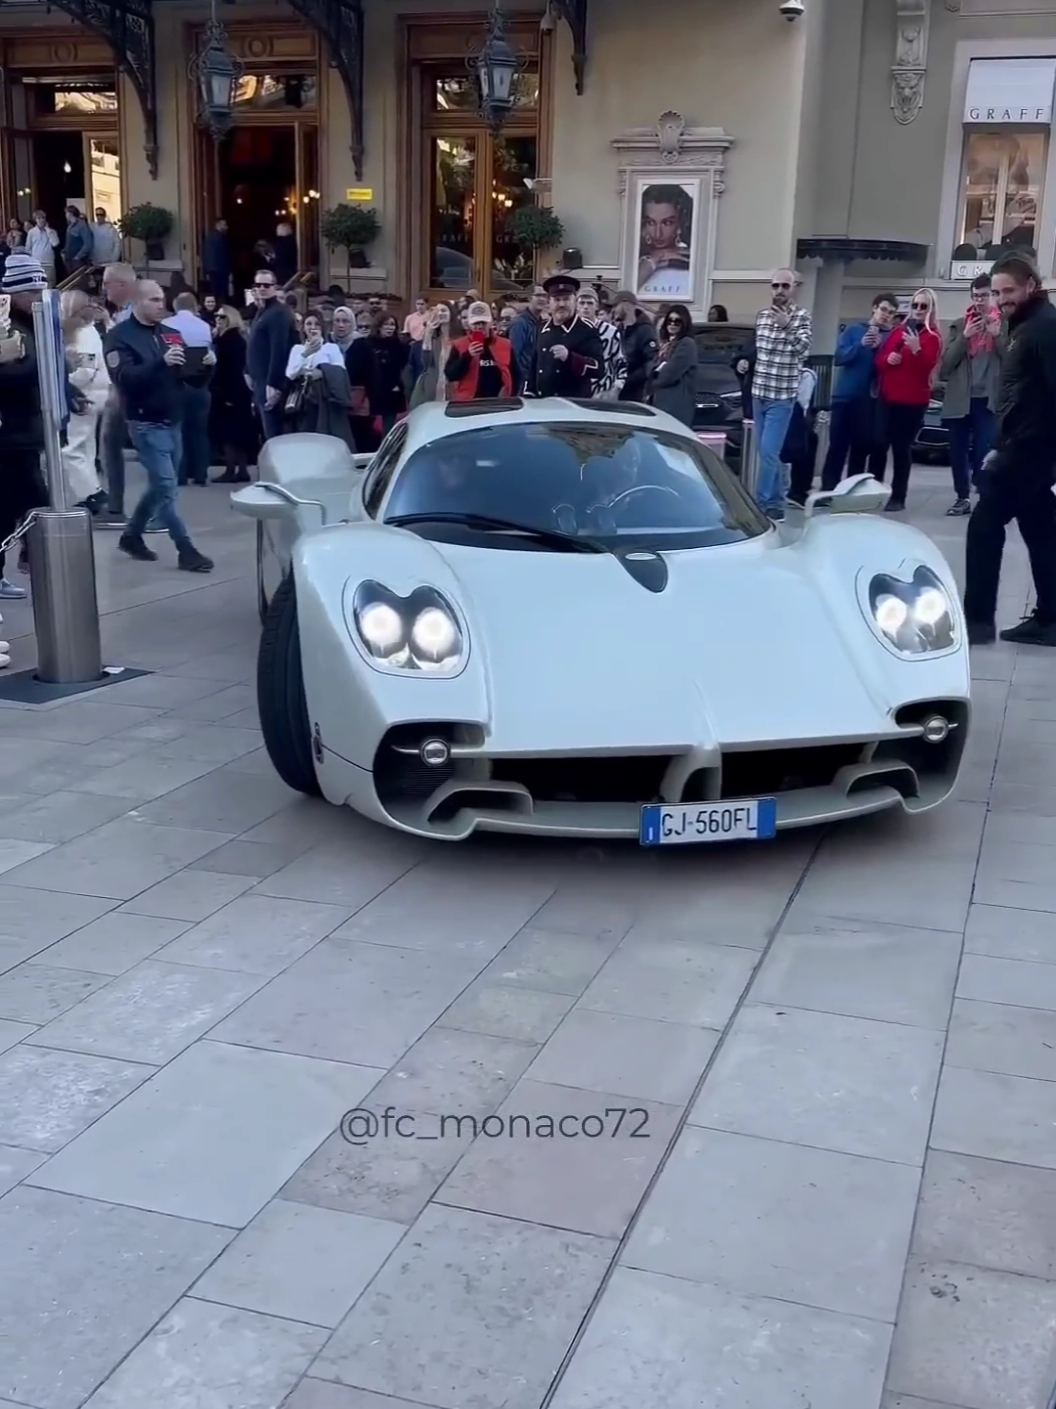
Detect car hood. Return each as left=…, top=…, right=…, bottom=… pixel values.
left=302, top=519, right=966, bottom=754
left=422, top=529, right=955, bottom=750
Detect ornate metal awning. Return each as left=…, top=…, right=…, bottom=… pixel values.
left=11, top=0, right=589, bottom=180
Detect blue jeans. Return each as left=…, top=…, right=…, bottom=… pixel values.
left=945, top=398, right=996, bottom=500
left=179, top=384, right=211, bottom=485
left=127, top=421, right=192, bottom=550
left=753, top=396, right=796, bottom=514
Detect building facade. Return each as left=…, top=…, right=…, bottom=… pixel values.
left=0, top=0, right=1053, bottom=349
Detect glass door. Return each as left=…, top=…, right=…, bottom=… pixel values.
left=1, top=77, right=35, bottom=225
left=421, top=63, right=540, bottom=304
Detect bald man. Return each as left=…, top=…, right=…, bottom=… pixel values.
left=750, top=268, right=813, bottom=521
left=103, top=280, right=213, bottom=572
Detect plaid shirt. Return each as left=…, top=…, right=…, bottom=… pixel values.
left=751, top=304, right=813, bottom=402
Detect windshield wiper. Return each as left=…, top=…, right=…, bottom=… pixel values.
left=386, top=512, right=608, bottom=554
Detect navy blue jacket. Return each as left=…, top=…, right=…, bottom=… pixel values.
left=832, top=321, right=892, bottom=402
left=203, top=228, right=231, bottom=278
left=247, top=299, right=296, bottom=393
left=103, top=316, right=184, bottom=424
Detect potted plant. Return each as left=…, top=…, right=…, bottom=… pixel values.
left=118, top=203, right=174, bottom=266
left=505, top=206, right=565, bottom=253
left=320, top=204, right=381, bottom=285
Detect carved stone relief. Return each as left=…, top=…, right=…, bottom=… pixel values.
left=891, top=0, right=931, bottom=124
left=611, top=111, right=732, bottom=194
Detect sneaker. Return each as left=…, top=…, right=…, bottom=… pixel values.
left=178, top=547, right=214, bottom=573
left=967, top=619, right=996, bottom=646
left=99, top=512, right=126, bottom=529
left=946, top=497, right=971, bottom=517
left=118, top=532, right=158, bottom=562
left=999, top=611, right=1056, bottom=647
left=884, top=499, right=906, bottom=513
left=0, top=577, right=27, bottom=601
left=144, top=521, right=166, bottom=534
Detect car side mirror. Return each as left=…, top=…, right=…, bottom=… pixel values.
left=230, top=482, right=329, bottom=523
left=804, top=473, right=891, bottom=518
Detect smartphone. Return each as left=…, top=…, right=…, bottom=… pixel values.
left=469, top=331, right=485, bottom=350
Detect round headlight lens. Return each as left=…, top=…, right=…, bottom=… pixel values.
left=914, top=586, right=948, bottom=627
left=875, top=594, right=908, bottom=636
left=411, top=606, right=459, bottom=662
left=358, top=601, right=404, bottom=655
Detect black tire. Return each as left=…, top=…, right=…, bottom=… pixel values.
left=257, top=573, right=321, bottom=797
left=256, top=521, right=269, bottom=625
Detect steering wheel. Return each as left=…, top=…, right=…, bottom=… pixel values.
left=608, top=484, right=681, bottom=513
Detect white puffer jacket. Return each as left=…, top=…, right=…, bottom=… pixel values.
left=66, top=321, right=111, bottom=407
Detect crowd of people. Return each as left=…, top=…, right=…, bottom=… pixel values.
left=0, top=244, right=1054, bottom=652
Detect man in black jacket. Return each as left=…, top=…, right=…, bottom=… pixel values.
left=534, top=275, right=604, bottom=400
left=0, top=252, right=50, bottom=600
left=612, top=292, right=658, bottom=404
left=246, top=267, right=296, bottom=439
left=104, top=280, right=212, bottom=572
left=964, top=251, right=1056, bottom=646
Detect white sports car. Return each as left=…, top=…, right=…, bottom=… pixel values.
left=233, top=397, right=970, bottom=846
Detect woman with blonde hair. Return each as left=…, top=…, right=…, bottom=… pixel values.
left=61, top=289, right=109, bottom=510
left=410, top=300, right=455, bottom=406
left=868, top=287, right=943, bottom=512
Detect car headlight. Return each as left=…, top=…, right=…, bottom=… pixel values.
left=867, top=566, right=956, bottom=655
left=347, top=580, right=466, bottom=675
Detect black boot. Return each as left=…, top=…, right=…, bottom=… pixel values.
left=118, top=532, right=158, bottom=562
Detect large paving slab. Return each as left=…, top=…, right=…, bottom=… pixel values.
left=0, top=463, right=1053, bottom=1409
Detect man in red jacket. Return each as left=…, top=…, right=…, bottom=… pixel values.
left=444, top=302, right=513, bottom=401
left=867, top=291, right=942, bottom=511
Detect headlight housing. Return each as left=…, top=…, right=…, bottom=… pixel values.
left=346, top=580, right=467, bottom=675
left=866, top=565, right=957, bottom=656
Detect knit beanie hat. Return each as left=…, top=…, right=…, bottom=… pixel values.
left=2, top=252, right=48, bottom=293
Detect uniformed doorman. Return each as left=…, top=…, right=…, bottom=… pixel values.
left=534, top=274, right=605, bottom=400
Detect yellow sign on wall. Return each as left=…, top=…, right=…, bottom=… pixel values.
left=346, top=187, right=374, bottom=202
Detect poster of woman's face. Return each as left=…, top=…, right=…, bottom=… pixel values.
left=635, top=179, right=697, bottom=301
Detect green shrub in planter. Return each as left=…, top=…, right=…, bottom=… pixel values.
left=320, top=205, right=381, bottom=282
left=505, top=206, right=565, bottom=251
left=118, top=203, right=174, bottom=265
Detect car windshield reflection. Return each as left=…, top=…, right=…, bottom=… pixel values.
left=382, top=423, right=768, bottom=551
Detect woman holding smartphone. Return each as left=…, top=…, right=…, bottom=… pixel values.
left=868, top=288, right=942, bottom=512
left=444, top=301, right=513, bottom=401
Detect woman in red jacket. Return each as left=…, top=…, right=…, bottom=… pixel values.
left=868, top=288, right=942, bottom=512
left=444, top=302, right=513, bottom=401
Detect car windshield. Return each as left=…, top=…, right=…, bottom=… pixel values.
left=381, top=422, right=768, bottom=552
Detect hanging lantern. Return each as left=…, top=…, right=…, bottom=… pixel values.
left=468, top=3, right=525, bottom=131
left=190, top=11, right=243, bottom=140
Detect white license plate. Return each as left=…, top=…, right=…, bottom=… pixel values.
left=639, top=799, right=777, bottom=846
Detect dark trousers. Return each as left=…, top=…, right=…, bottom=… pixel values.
left=351, top=416, right=380, bottom=454
left=965, top=463, right=1056, bottom=626
left=207, top=272, right=229, bottom=301
left=0, top=445, right=47, bottom=576
left=868, top=401, right=926, bottom=504
left=820, top=397, right=875, bottom=490
left=101, top=399, right=127, bottom=516
left=178, top=385, right=211, bottom=486
left=946, top=398, right=996, bottom=500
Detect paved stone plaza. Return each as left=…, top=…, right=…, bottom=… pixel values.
left=0, top=464, right=1054, bottom=1409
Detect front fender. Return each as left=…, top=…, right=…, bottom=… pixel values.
left=292, top=523, right=494, bottom=773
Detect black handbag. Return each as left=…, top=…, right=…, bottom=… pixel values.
left=283, top=381, right=305, bottom=416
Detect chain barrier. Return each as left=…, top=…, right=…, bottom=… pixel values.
left=0, top=509, right=40, bottom=560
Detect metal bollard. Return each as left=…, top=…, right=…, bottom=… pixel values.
left=26, top=510, right=103, bottom=684
left=740, top=418, right=760, bottom=499
left=696, top=430, right=729, bottom=461
left=814, top=409, right=831, bottom=486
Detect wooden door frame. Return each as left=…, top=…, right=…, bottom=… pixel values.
left=186, top=21, right=321, bottom=287
left=396, top=10, right=553, bottom=304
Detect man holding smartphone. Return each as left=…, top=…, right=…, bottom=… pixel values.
left=819, top=293, right=898, bottom=490
left=751, top=269, right=813, bottom=520
left=104, top=280, right=213, bottom=573
left=444, top=302, right=513, bottom=401
left=937, top=272, right=1004, bottom=516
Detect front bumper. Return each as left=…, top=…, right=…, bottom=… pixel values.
left=342, top=700, right=969, bottom=840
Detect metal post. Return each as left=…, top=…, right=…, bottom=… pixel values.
left=27, top=289, right=103, bottom=684
left=814, top=409, right=831, bottom=488
left=740, top=418, right=760, bottom=499
left=695, top=430, right=729, bottom=461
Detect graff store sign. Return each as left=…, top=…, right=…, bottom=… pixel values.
left=964, top=58, right=1056, bottom=126
left=951, top=260, right=994, bottom=281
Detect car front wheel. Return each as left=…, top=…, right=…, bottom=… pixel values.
left=257, top=573, right=321, bottom=797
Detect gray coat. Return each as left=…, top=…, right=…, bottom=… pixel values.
left=649, top=335, right=698, bottom=427
left=937, top=320, right=1006, bottom=419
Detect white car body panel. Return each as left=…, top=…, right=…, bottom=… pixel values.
left=238, top=402, right=971, bottom=842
